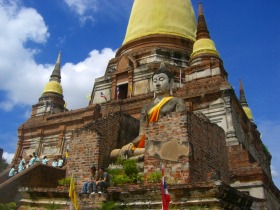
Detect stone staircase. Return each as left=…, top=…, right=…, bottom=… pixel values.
left=17, top=186, right=70, bottom=210
left=0, top=163, right=66, bottom=204
left=0, top=163, right=109, bottom=209
left=78, top=193, right=107, bottom=210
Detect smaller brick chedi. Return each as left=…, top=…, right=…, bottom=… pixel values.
left=0, top=0, right=279, bottom=209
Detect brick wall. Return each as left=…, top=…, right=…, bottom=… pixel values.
left=189, top=112, right=230, bottom=184
left=144, top=111, right=230, bottom=185
left=13, top=104, right=102, bottom=164
left=227, top=144, right=265, bottom=182
left=67, top=112, right=139, bottom=189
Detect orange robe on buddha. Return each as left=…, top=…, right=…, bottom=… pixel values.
left=136, top=97, right=173, bottom=148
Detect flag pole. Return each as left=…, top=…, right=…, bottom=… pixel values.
left=179, top=69, right=182, bottom=87
left=161, top=163, right=170, bottom=210
left=69, top=173, right=79, bottom=210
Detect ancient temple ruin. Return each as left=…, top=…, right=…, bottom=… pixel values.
left=0, top=0, right=279, bottom=209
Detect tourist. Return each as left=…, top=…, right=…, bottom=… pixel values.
left=80, top=165, right=99, bottom=195
left=35, top=155, right=40, bottom=163
left=8, top=165, right=16, bottom=177
left=18, top=156, right=25, bottom=172
left=57, top=157, right=64, bottom=168
left=97, top=167, right=110, bottom=193
left=41, top=156, right=48, bottom=165
left=33, top=152, right=40, bottom=163
left=28, top=154, right=36, bottom=167
left=111, top=62, right=186, bottom=160
left=52, top=157, right=58, bottom=167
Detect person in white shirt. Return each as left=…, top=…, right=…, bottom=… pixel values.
left=33, top=152, right=40, bottom=163
left=28, top=155, right=36, bottom=167
left=52, top=157, right=58, bottom=167
left=41, top=156, right=48, bottom=165
left=18, top=156, right=25, bottom=172
left=8, top=165, right=15, bottom=177
left=58, top=157, right=64, bottom=168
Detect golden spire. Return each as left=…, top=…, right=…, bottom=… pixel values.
left=42, top=52, right=63, bottom=95
left=191, top=3, right=219, bottom=58
left=239, top=79, right=254, bottom=122
left=123, top=0, right=197, bottom=44
left=50, top=51, right=61, bottom=83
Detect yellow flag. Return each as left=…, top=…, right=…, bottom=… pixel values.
left=129, top=86, right=133, bottom=98
left=69, top=175, right=79, bottom=210
left=64, top=102, right=67, bottom=109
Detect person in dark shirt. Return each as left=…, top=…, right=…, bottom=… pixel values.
left=97, top=167, right=110, bottom=193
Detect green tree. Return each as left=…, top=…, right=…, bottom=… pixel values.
left=0, top=158, right=9, bottom=173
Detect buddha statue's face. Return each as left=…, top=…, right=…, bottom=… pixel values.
left=152, top=73, right=170, bottom=95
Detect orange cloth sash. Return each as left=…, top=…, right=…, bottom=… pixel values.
left=137, top=97, right=173, bottom=148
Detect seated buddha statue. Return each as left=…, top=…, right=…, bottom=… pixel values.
left=110, top=62, right=186, bottom=161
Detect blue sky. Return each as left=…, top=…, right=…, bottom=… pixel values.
left=0, top=0, right=280, bottom=188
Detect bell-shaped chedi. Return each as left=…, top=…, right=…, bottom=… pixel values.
left=32, top=52, right=66, bottom=116
left=117, top=0, right=197, bottom=56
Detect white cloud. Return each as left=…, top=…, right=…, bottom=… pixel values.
left=63, top=0, right=98, bottom=24
left=0, top=1, right=116, bottom=112
left=0, top=1, right=49, bottom=111
left=62, top=48, right=116, bottom=109
left=1, top=47, right=116, bottom=112
left=64, top=0, right=98, bottom=15
left=0, top=0, right=116, bottom=163
left=3, top=152, right=14, bottom=164
left=79, top=15, right=95, bottom=26
left=62, top=0, right=134, bottom=25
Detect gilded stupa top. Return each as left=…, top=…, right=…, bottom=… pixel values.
left=239, top=79, right=254, bottom=122
left=191, top=3, right=219, bottom=58
left=123, top=0, right=197, bottom=44
left=42, top=52, right=63, bottom=95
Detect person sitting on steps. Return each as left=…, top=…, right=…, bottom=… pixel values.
left=80, top=165, right=99, bottom=195
left=18, top=156, right=25, bottom=173
left=8, top=165, right=16, bottom=177
left=96, top=167, right=110, bottom=194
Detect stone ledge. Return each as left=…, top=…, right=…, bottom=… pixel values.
left=78, top=192, right=107, bottom=209
left=107, top=181, right=255, bottom=209
left=19, top=186, right=69, bottom=193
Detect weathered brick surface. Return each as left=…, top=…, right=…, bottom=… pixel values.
left=67, top=112, right=139, bottom=190
left=13, top=104, right=102, bottom=164
left=227, top=144, right=267, bottom=182
left=144, top=112, right=230, bottom=185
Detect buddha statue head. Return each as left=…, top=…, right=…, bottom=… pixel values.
left=152, top=62, right=174, bottom=98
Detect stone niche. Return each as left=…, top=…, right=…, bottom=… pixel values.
left=144, top=111, right=230, bottom=185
